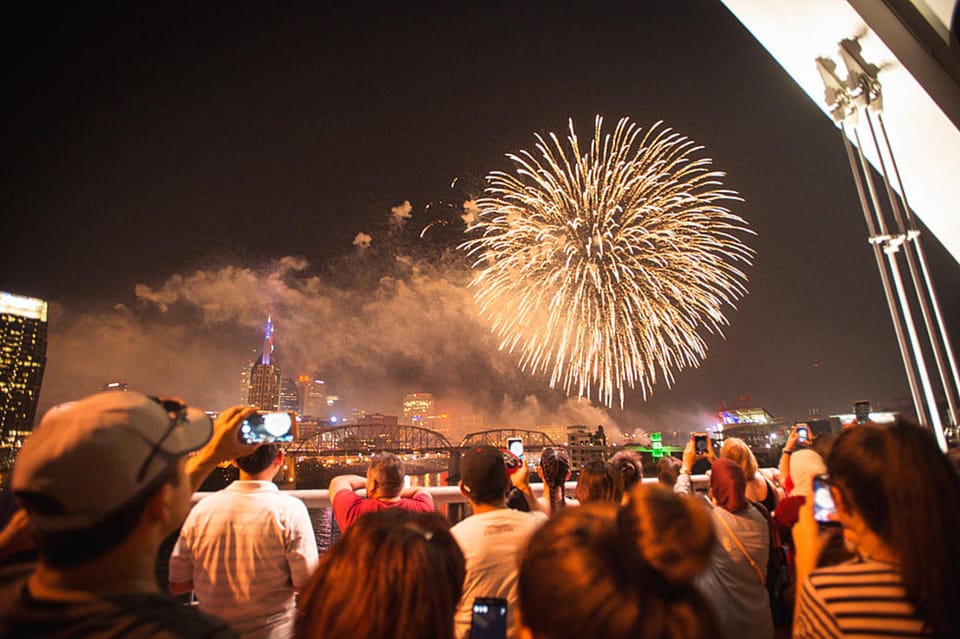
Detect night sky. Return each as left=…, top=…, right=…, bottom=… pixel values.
left=3, top=2, right=959, bottom=436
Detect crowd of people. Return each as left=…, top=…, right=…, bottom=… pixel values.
left=0, top=390, right=959, bottom=638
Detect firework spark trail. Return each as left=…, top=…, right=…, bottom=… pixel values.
left=460, top=116, right=755, bottom=407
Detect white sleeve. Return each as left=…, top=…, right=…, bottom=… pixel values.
left=285, top=499, right=320, bottom=589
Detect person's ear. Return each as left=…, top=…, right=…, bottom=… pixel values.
left=144, top=483, right=175, bottom=528
left=459, top=481, right=468, bottom=498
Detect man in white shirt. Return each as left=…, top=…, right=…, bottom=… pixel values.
left=169, top=443, right=319, bottom=639
left=451, top=445, right=546, bottom=639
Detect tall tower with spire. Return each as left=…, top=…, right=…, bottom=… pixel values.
left=247, top=316, right=281, bottom=410
left=261, top=315, right=274, bottom=366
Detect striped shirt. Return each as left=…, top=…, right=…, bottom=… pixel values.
left=794, top=558, right=929, bottom=638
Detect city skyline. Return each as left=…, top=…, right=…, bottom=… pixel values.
left=3, top=3, right=959, bottom=434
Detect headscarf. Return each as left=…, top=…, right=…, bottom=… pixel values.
left=710, top=458, right=749, bottom=513
left=787, top=449, right=827, bottom=498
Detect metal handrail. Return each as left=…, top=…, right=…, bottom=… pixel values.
left=192, top=475, right=713, bottom=509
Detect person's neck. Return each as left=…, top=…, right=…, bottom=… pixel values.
left=29, top=543, right=160, bottom=601
left=470, top=499, right=506, bottom=515
left=239, top=466, right=279, bottom=482
left=855, top=528, right=899, bottom=565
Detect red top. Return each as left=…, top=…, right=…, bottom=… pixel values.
left=332, top=490, right=434, bottom=531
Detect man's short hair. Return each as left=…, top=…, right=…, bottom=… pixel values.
left=236, top=443, right=281, bottom=475
left=368, top=453, right=404, bottom=498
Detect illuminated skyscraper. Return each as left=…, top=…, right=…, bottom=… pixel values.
left=240, top=359, right=255, bottom=404
left=279, top=377, right=300, bottom=413
left=248, top=316, right=281, bottom=410
left=402, top=393, right=435, bottom=426
left=0, top=292, right=48, bottom=440
left=298, top=375, right=327, bottom=418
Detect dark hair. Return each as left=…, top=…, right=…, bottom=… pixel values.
left=828, top=418, right=960, bottom=637
left=20, top=462, right=181, bottom=568
left=609, top=450, right=644, bottom=491
left=235, top=443, right=281, bottom=475
left=518, top=486, right=715, bottom=639
left=296, top=509, right=465, bottom=639
left=368, top=452, right=404, bottom=498
left=540, top=447, right=570, bottom=515
left=657, top=456, right=682, bottom=487
left=576, top=461, right=624, bottom=505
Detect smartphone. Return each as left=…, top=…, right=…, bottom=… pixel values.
left=507, top=437, right=524, bottom=460
left=812, top=474, right=840, bottom=526
left=238, top=412, right=295, bottom=444
left=796, top=425, right=809, bottom=444
left=694, top=434, right=708, bottom=455
left=470, top=597, right=507, bottom=639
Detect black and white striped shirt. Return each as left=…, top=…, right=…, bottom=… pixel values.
left=794, top=558, right=929, bottom=638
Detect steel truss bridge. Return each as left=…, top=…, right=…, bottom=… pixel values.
left=290, top=423, right=453, bottom=455
left=458, top=429, right=556, bottom=450
left=287, top=425, right=558, bottom=456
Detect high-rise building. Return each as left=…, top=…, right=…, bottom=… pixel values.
left=240, top=359, right=255, bottom=404
left=0, top=292, right=48, bottom=441
left=402, top=393, right=435, bottom=426
left=298, top=375, right=327, bottom=418
left=279, top=377, right=300, bottom=413
left=249, top=363, right=281, bottom=410
left=247, top=316, right=281, bottom=410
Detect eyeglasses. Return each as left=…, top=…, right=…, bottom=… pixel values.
left=136, top=397, right=188, bottom=483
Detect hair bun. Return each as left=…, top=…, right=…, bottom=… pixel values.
left=619, top=485, right=715, bottom=585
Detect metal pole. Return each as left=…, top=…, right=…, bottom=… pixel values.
left=851, top=125, right=944, bottom=444
left=875, top=111, right=960, bottom=428
left=840, top=124, right=928, bottom=425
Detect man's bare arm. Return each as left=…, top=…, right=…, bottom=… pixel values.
left=328, top=474, right=367, bottom=498
left=185, top=406, right=259, bottom=492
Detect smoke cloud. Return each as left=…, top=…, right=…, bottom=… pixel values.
left=389, top=200, right=413, bottom=228
left=41, top=246, right=668, bottom=439
left=352, top=232, right=372, bottom=249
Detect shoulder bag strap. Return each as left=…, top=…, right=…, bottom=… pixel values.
left=715, top=509, right=765, bottom=585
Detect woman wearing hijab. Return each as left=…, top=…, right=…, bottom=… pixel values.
left=676, top=437, right=773, bottom=639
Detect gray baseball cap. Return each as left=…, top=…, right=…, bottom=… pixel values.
left=12, top=390, right=213, bottom=532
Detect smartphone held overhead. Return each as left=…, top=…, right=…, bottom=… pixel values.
left=507, top=437, right=524, bottom=460
left=238, top=412, right=295, bottom=445
left=694, top=433, right=708, bottom=455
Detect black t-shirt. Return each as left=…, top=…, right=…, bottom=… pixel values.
left=0, top=588, right=237, bottom=639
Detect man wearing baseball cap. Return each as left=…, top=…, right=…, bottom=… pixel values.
left=0, top=390, right=258, bottom=638
left=451, top=445, right=545, bottom=639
